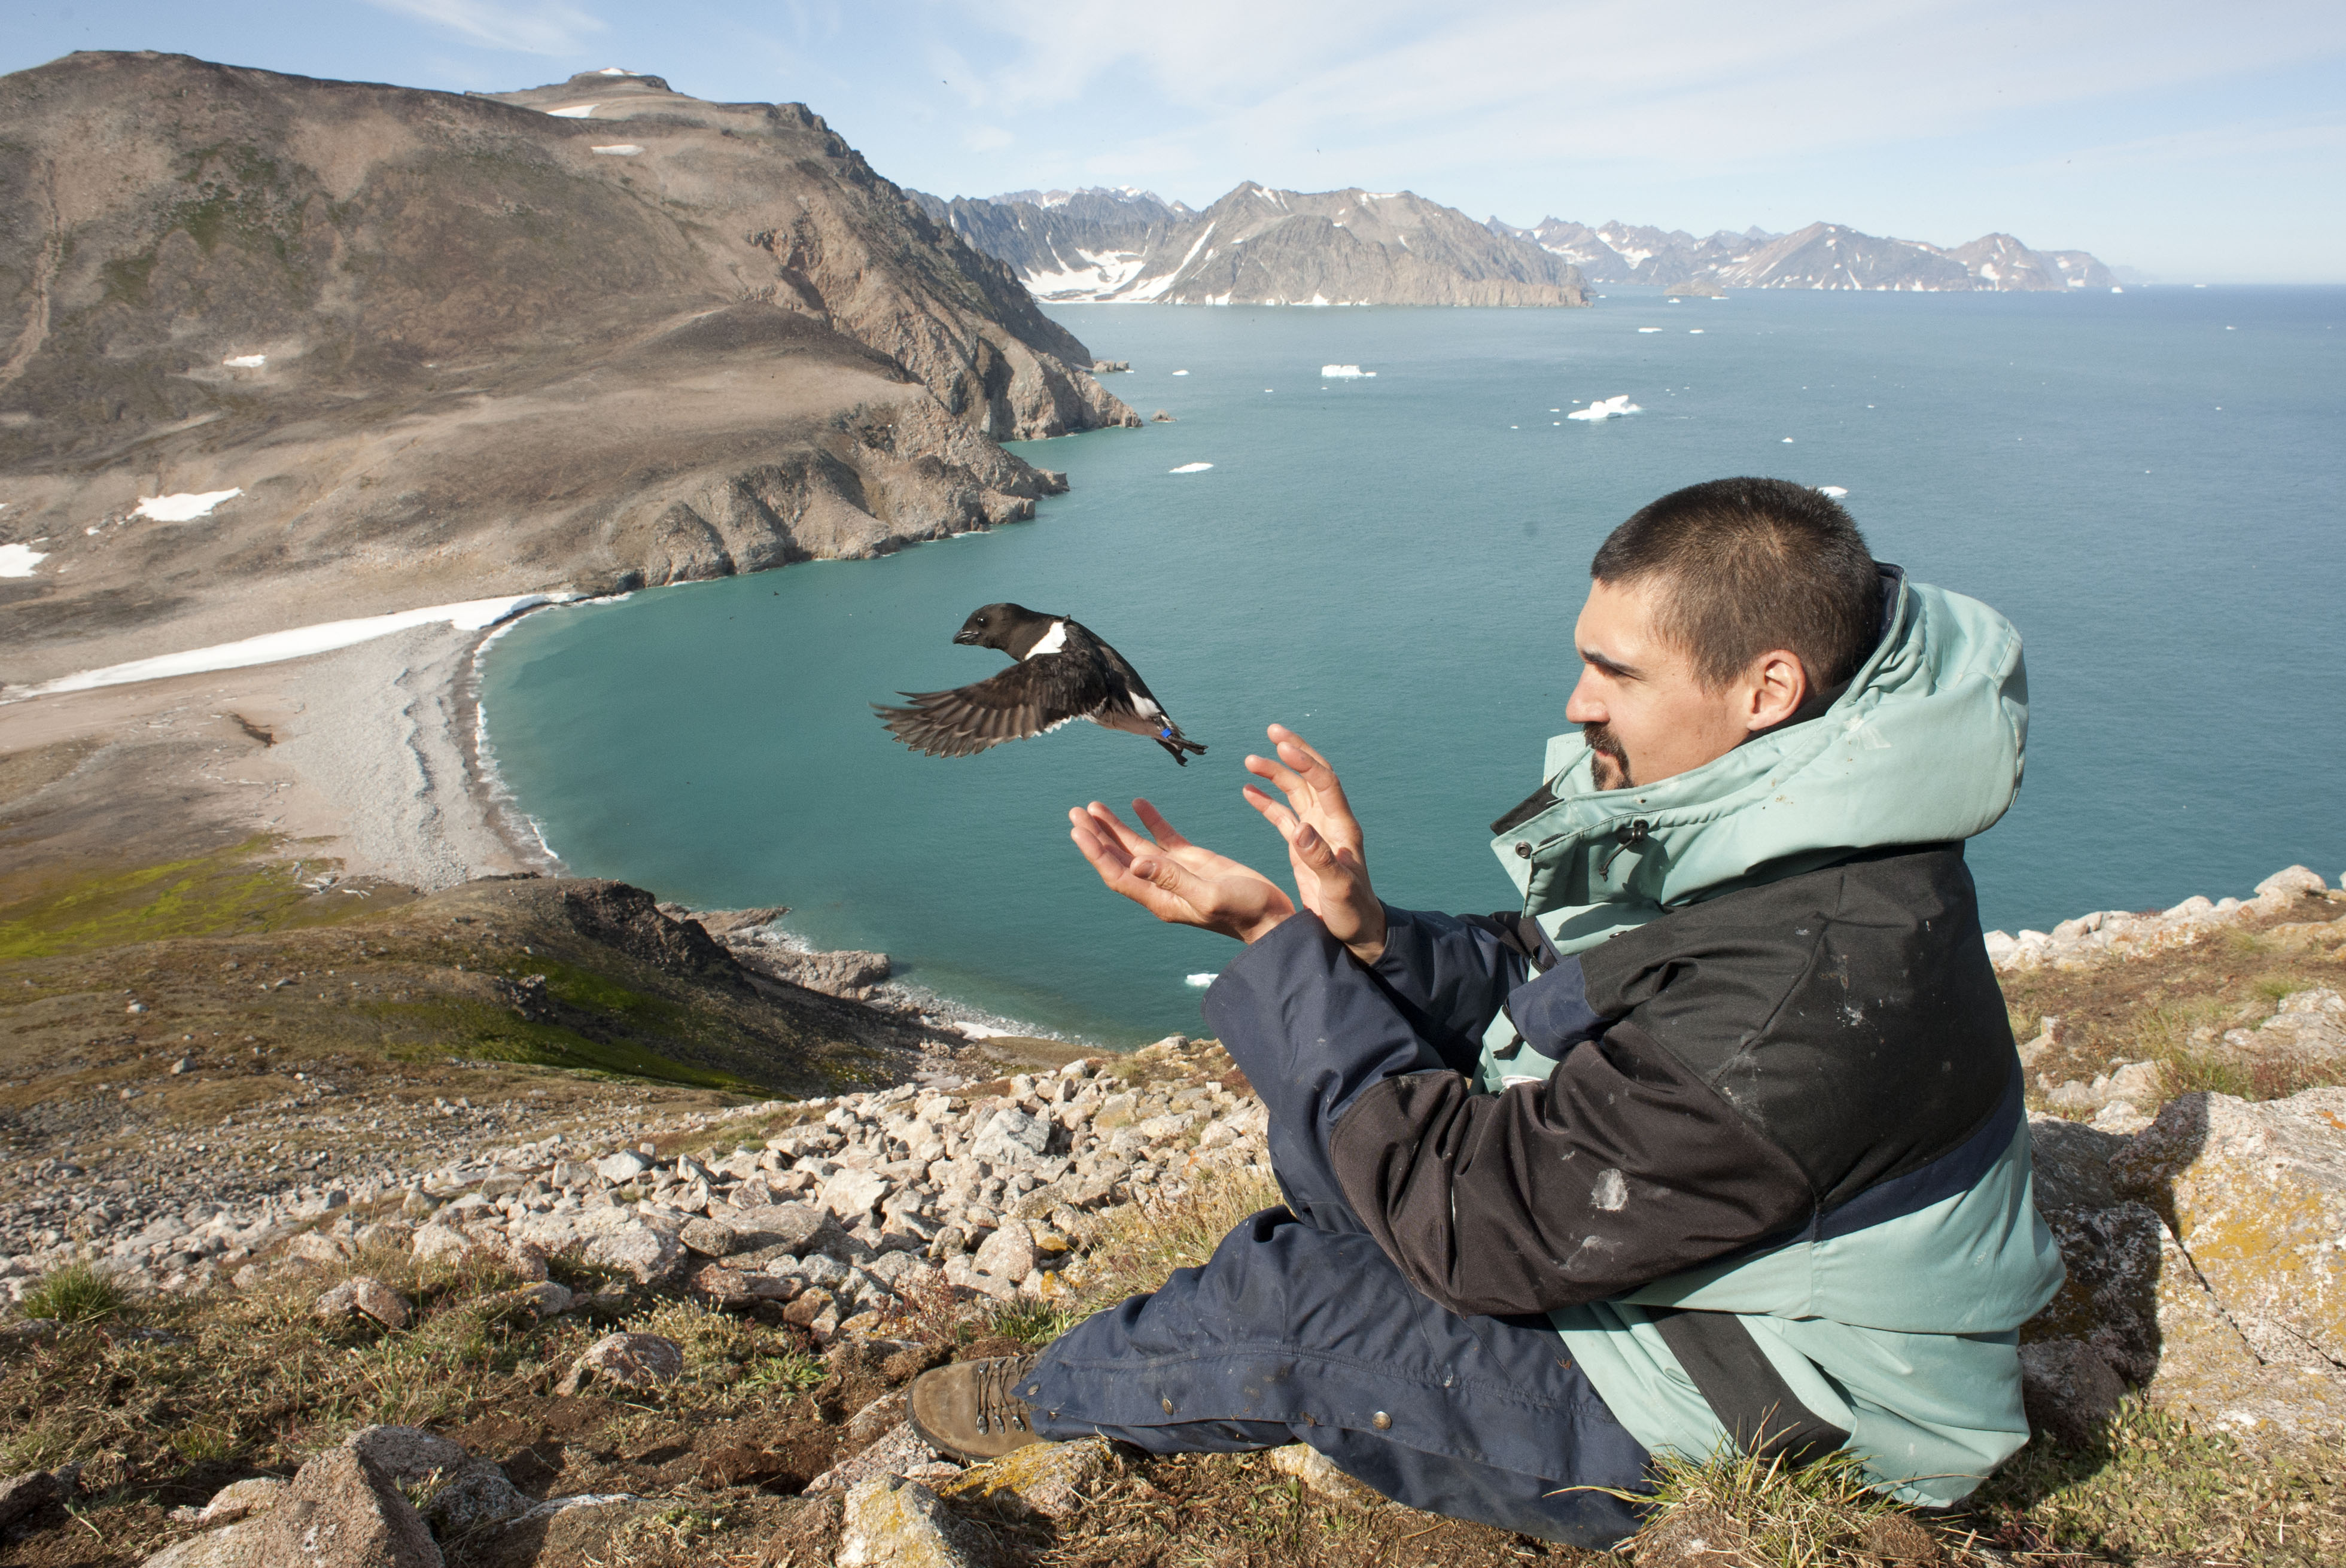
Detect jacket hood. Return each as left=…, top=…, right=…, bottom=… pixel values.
left=1490, top=568, right=2027, bottom=955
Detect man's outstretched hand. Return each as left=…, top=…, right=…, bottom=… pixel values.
left=1069, top=799, right=1295, bottom=945
left=1243, top=725, right=1387, bottom=965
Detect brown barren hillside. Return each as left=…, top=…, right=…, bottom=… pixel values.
left=0, top=54, right=1136, bottom=686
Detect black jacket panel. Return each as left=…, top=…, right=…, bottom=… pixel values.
left=1207, top=845, right=2020, bottom=1320
left=1329, top=1028, right=1816, bottom=1316
left=1575, top=845, right=2015, bottom=1208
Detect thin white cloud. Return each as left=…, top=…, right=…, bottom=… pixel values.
left=363, top=0, right=605, bottom=56
left=2021, top=114, right=2346, bottom=175
left=930, top=0, right=2346, bottom=182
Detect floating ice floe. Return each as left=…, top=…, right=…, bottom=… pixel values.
left=134, top=488, right=243, bottom=522
left=5, top=592, right=582, bottom=701
left=1172, top=369, right=1189, bottom=376
left=222, top=354, right=267, bottom=369
left=1566, top=395, right=1641, bottom=422
left=591, top=144, right=643, bottom=156
left=1637, top=327, right=1663, bottom=334
left=1818, top=485, right=1849, bottom=498
left=1185, top=973, right=1218, bottom=987
left=1169, top=462, right=1213, bottom=474
left=1320, top=364, right=1375, bottom=378
left=0, top=543, right=45, bottom=579
left=1688, top=328, right=1705, bottom=334
left=1781, top=437, right=1796, bottom=443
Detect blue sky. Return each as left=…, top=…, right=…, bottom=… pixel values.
left=8, top=2, right=2343, bottom=281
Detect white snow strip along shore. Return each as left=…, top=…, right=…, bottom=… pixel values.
left=3, top=592, right=580, bottom=701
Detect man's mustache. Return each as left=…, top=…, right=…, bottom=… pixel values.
left=1584, top=722, right=1629, bottom=784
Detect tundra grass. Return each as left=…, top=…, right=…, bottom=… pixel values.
left=0, top=841, right=387, bottom=960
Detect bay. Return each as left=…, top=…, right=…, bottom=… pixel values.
left=479, top=287, right=2346, bottom=1046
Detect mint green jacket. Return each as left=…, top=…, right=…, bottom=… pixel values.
left=1480, top=573, right=2063, bottom=1505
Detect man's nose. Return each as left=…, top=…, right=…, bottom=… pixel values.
left=1563, top=669, right=1606, bottom=725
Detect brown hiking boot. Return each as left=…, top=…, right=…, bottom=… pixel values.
left=906, top=1354, right=1044, bottom=1462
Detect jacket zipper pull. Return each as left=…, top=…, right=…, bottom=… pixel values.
left=1597, top=818, right=1650, bottom=879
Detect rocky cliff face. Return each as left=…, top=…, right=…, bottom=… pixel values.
left=0, top=55, right=1137, bottom=682
left=1494, top=214, right=2117, bottom=293
left=926, top=183, right=1586, bottom=307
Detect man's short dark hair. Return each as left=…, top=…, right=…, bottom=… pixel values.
left=1590, top=477, right=1880, bottom=690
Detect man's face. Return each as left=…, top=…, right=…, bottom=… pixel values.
left=1564, top=576, right=1774, bottom=791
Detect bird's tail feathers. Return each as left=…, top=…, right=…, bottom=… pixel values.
left=1152, top=724, right=1207, bottom=765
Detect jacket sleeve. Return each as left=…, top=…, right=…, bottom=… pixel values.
left=1205, top=912, right=1816, bottom=1319
left=1367, top=904, right=1528, bottom=1074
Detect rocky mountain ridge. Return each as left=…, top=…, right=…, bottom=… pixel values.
left=0, top=55, right=1136, bottom=685
left=921, top=181, right=2116, bottom=300
left=1492, top=215, right=2116, bottom=293
left=913, top=183, right=1587, bottom=307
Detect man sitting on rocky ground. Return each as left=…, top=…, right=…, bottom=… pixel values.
left=904, top=477, right=2066, bottom=1545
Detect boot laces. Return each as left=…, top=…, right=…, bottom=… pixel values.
left=973, top=1356, right=1036, bottom=1437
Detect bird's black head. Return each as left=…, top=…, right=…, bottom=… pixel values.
left=953, top=602, right=1039, bottom=650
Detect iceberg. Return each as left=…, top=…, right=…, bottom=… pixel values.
left=1818, top=485, right=1849, bottom=498
left=1185, top=973, right=1218, bottom=987
left=1320, top=364, right=1376, bottom=378
left=1637, top=327, right=1663, bottom=334
left=1566, top=395, right=1641, bottom=422
left=1169, top=462, right=1213, bottom=473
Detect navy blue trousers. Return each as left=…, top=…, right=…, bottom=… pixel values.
left=1025, top=1108, right=1653, bottom=1544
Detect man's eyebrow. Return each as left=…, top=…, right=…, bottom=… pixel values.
left=1579, top=647, right=1641, bottom=680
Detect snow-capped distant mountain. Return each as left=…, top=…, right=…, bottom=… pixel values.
left=1492, top=216, right=2116, bottom=293
left=914, top=184, right=1586, bottom=306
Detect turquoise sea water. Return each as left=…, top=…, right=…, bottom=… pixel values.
left=479, top=288, right=2346, bottom=1046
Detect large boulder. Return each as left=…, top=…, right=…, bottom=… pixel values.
left=838, top=1474, right=982, bottom=1568
left=145, top=1448, right=440, bottom=1568
left=557, top=1333, right=684, bottom=1396
left=344, top=1426, right=528, bottom=1534
left=937, top=1438, right=1110, bottom=1520
left=2114, top=1088, right=2346, bottom=1369
left=2020, top=1088, right=2346, bottom=1445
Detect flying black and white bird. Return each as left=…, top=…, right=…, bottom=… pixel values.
left=875, top=603, right=1207, bottom=765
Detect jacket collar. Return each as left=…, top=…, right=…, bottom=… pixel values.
left=1487, top=567, right=2029, bottom=955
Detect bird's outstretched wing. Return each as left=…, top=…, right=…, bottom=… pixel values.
left=874, top=656, right=1111, bottom=757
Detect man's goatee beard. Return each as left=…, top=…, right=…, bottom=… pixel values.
left=1584, top=723, right=1630, bottom=789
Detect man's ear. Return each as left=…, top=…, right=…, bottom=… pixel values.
left=1744, top=650, right=1809, bottom=732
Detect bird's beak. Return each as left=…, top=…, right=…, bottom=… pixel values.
left=952, top=627, right=981, bottom=645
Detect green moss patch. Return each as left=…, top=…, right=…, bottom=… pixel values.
left=0, top=841, right=390, bottom=960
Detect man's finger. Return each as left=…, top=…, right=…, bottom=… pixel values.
left=1129, top=853, right=1205, bottom=910
left=1244, top=751, right=1312, bottom=800
left=1132, top=798, right=1194, bottom=850
left=1070, top=819, right=1133, bottom=880
left=1274, top=737, right=1352, bottom=808
left=1084, top=800, right=1157, bottom=859
left=1240, top=783, right=1304, bottom=838
left=1266, top=724, right=1337, bottom=774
